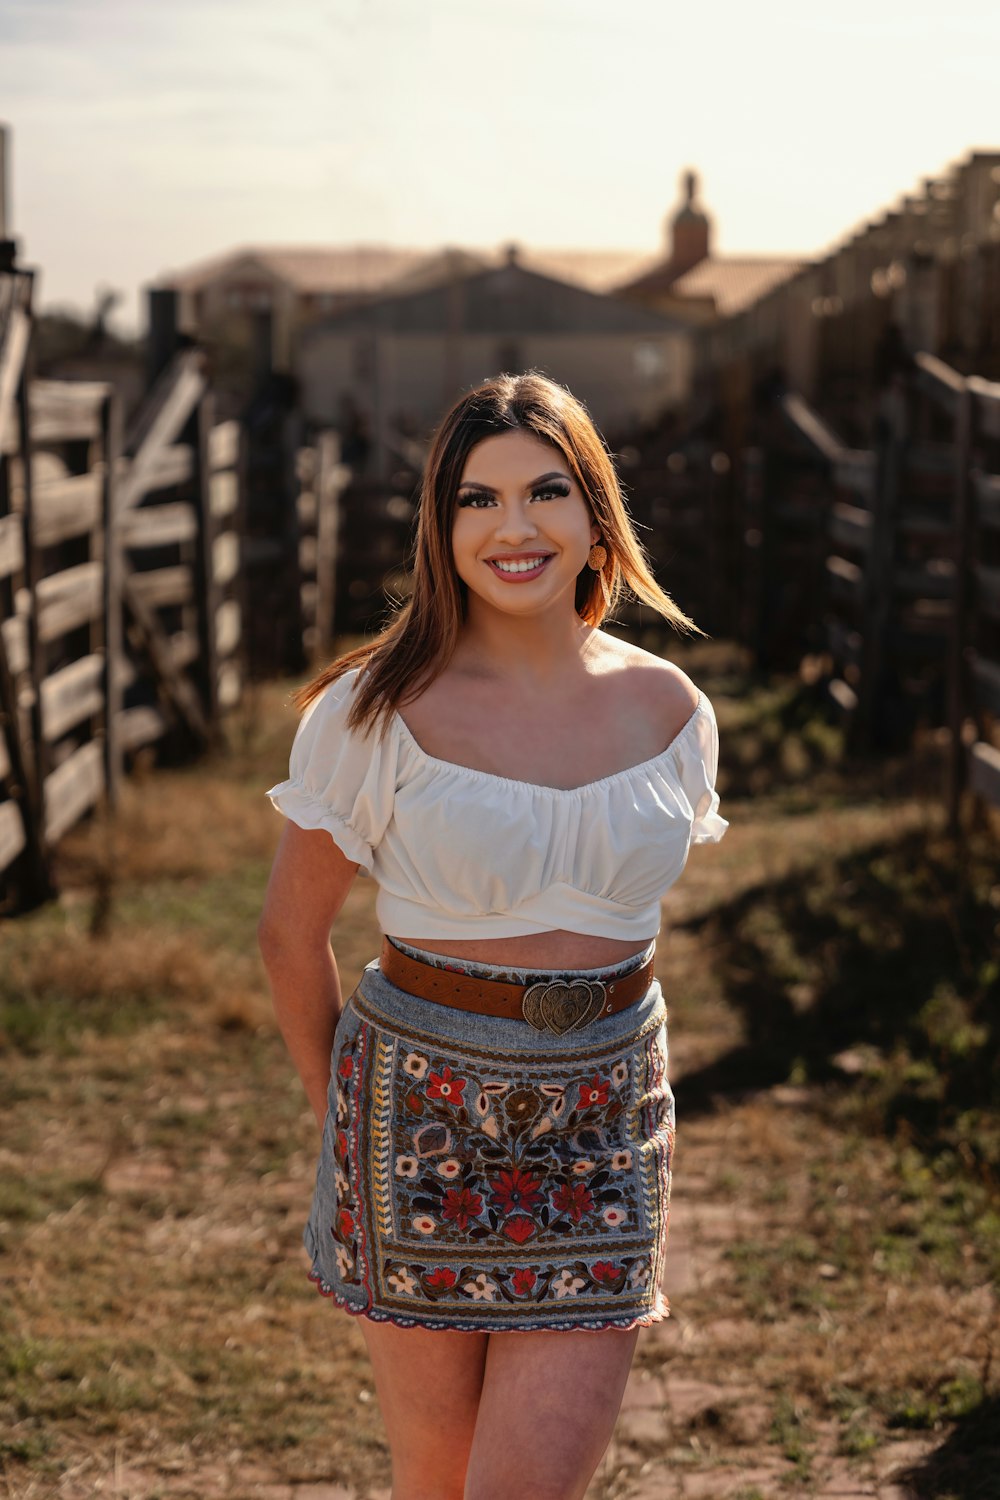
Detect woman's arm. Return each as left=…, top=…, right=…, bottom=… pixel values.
left=257, top=821, right=361, bottom=1128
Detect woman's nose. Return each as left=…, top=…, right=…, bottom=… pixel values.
left=493, top=502, right=537, bottom=542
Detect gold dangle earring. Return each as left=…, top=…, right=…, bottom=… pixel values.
left=588, top=540, right=611, bottom=608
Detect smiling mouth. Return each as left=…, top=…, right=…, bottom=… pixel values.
left=486, top=555, right=553, bottom=578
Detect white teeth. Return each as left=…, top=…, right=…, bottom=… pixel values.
left=492, top=557, right=549, bottom=574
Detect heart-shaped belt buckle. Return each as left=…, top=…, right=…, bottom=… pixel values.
left=521, top=978, right=607, bottom=1035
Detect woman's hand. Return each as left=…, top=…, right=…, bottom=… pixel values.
left=257, top=822, right=361, bottom=1128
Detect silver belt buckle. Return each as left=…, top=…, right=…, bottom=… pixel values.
left=521, top=977, right=608, bottom=1035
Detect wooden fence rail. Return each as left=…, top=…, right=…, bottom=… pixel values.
left=0, top=268, right=247, bottom=915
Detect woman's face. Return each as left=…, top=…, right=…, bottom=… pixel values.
left=451, top=429, right=599, bottom=623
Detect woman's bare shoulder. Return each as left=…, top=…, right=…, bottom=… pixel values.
left=591, top=633, right=700, bottom=717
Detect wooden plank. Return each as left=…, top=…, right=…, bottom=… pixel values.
left=121, top=579, right=208, bottom=742
left=974, top=564, right=1000, bottom=622
left=117, top=356, right=206, bottom=513
left=779, top=392, right=847, bottom=463
left=968, top=376, right=1000, bottom=441
left=102, top=392, right=124, bottom=812
left=215, top=599, right=240, bottom=658
left=829, top=501, right=871, bottom=554
left=0, top=798, right=26, bottom=873
left=212, top=530, right=239, bottom=588
left=972, top=471, right=1000, bottom=530
left=116, top=704, right=170, bottom=753
left=218, top=660, right=241, bottom=709
left=29, top=379, right=110, bottom=443
left=208, top=419, right=240, bottom=472
left=1, top=615, right=27, bottom=675
left=0, top=302, right=30, bottom=455
left=826, top=554, right=863, bottom=604
left=971, top=656, right=1000, bottom=717
left=43, top=738, right=104, bottom=844
left=210, top=469, right=239, bottom=518
left=913, top=351, right=964, bottom=414
left=191, top=391, right=219, bottom=734
left=118, top=442, right=194, bottom=495
left=969, top=740, right=1000, bottom=808
left=31, top=471, right=102, bottom=547
left=120, top=500, right=197, bottom=549
left=36, top=561, right=103, bottom=643
left=828, top=678, right=859, bottom=714
left=0, top=510, right=23, bottom=579
left=40, top=653, right=104, bottom=743
left=130, top=564, right=193, bottom=609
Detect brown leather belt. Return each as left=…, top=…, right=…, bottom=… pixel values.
left=379, top=938, right=655, bottom=1037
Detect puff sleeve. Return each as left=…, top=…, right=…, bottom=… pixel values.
left=265, top=669, right=397, bottom=873
left=677, top=693, right=728, bottom=844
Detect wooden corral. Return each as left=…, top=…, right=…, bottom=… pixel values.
left=0, top=266, right=247, bottom=914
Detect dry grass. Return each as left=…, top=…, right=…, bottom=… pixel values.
left=1, top=643, right=997, bottom=1498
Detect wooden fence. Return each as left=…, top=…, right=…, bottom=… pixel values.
left=700, top=353, right=1000, bottom=828
left=0, top=265, right=246, bottom=914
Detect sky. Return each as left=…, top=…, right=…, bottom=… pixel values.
left=1, top=0, right=998, bottom=334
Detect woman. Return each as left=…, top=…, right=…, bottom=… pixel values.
left=258, top=372, right=727, bottom=1500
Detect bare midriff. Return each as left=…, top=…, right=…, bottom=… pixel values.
left=389, top=929, right=653, bottom=972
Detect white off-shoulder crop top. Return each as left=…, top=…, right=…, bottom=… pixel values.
left=266, top=666, right=727, bottom=942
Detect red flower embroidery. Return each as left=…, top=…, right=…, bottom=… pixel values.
left=425, top=1267, right=458, bottom=1291
left=334, top=1130, right=349, bottom=1164
left=337, top=1208, right=355, bottom=1240
left=551, top=1181, right=595, bottom=1223
left=502, top=1215, right=536, bottom=1244
left=338, top=1056, right=353, bottom=1080
left=440, top=1186, right=484, bottom=1229
left=511, top=1268, right=537, bottom=1295
left=427, top=1066, right=467, bottom=1102
left=577, top=1074, right=610, bottom=1110
left=592, top=1261, right=624, bottom=1284
left=489, top=1168, right=543, bottom=1216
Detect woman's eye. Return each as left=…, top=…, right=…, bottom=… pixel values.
left=531, top=484, right=570, bottom=501
left=457, top=493, right=494, bottom=509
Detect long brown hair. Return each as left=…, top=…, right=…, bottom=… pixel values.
left=293, top=371, right=702, bottom=735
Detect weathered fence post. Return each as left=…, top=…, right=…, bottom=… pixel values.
left=312, top=431, right=343, bottom=662
left=945, top=380, right=972, bottom=835
left=101, top=390, right=124, bottom=809
left=191, top=389, right=221, bottom=739
left=853, top=384, right=905, bottom=752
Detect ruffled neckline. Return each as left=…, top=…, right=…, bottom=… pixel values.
left=391, top=691, right=706, bottom=796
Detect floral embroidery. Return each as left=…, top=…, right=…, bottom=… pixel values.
left=489, top=1168, right=543, bottom=1216
left=426, top=1066, right=466, bottom=1102
left=552, top=1269, right=586, bottom=1298
left=440, top=1186, right=484, bottom=1229
left=551, top=1181, right=595, bottom=1223
left=425, top=1267, right=458, bottom=1292
left=463, top=1273, right=499, bottom=1301
left=310, top=985, right=675, bottom=1330
left=577, top=1074, right=610, bottom=1110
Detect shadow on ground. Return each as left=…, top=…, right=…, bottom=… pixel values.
left=675, top=822, right=998, bottom=1168
left=896, top=1391, right=1000, bottom=1499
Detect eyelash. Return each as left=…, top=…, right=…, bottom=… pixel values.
left=457, top=483, right=571, bottom=509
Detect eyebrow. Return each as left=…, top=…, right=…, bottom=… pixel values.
left=456, top=470, right=572, bottom=493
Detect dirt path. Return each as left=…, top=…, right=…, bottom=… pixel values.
left=2, top=665, right=996, bottom=1499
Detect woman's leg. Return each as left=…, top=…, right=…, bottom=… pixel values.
left=465, top=1326, right=641, bottom=1500
left=359, top=1320, right=489, bottom=1500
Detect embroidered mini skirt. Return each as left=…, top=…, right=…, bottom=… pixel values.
left=303, top=939, right=675, bottom=1333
